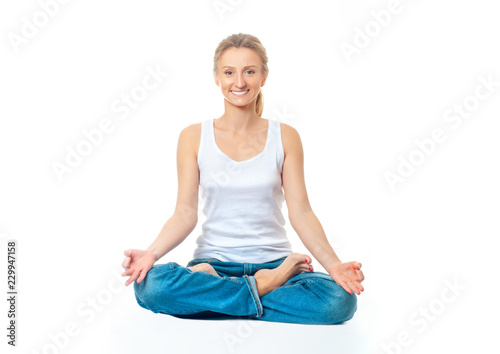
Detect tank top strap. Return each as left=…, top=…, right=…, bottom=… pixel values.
left=267, top=119, right=284, bottom=172
left=197, top=118, right=213, bottom=169
left=198, top=118, right=284, bottom=170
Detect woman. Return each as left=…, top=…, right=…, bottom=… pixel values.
left=121, top=33, right=365, bottom=325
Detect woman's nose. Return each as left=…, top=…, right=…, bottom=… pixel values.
left=235, top=73, right=245, bottom=87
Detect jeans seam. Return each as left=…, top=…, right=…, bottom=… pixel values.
left=244, top=275, right=263, bottom=317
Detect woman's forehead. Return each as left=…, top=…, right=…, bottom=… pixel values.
left=219, top=47, right=261, bottom=67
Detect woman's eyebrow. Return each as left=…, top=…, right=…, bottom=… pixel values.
left=221, top=65, right=258, bottom=69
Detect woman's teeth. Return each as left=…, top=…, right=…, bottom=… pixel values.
left=231, top=90, right=249, bottom=96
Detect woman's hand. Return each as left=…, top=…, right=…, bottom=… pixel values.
left=328, top=261, right=365, bottom=295
left=121, top=249, right=157, bottom=286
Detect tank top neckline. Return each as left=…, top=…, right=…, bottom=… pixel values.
left=211, top=118, right=271, bottom=164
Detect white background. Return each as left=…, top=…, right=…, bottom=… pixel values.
left=1, top=0, right=499, bottom=353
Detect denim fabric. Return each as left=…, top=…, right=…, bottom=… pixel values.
left=133, top=256, right=357, bottom=325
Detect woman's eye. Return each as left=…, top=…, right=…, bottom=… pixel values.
left=224, top=70, right=254, bottom=75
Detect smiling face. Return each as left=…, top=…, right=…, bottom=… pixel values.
left=214, top=47, right=268, bottom=108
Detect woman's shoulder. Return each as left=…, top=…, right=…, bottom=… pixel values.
left=271, top=120, right=301, bottom=159
left=178, top=121, right=202, bottom=160
left=277, top=121, right=301, bottom=143
left=277, top=121, right=298, bottom=133
left=180, top=121, right=202, bottom=135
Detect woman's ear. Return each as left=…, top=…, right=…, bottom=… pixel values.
left=213, top=72, right=220, bottom=87
left=261, top=71, right=269, bottom=87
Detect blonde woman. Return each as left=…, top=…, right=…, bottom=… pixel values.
left=121, top=33, right=365, bottom=325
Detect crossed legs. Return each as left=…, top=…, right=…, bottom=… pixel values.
left=188, top=253, right=314, bottom=297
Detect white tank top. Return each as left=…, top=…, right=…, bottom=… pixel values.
left=193, top=118, right=294, bottom=263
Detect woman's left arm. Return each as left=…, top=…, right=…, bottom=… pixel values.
left=281, top=123, right=365, bottom=295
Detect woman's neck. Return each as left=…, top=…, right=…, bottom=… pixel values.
left=218, top=103, right=262, bottom=132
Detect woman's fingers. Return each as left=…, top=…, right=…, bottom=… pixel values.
left=121, top=268, right=134, bottom=277
left=354, top=281, right=364, bottom=293
left=122, top=256, right=131, bottom=269
left=125, top=269, right=140, bottom=286
left=122, top=249, right=136, bottom=268
left=136, top=269, right=148, bottom=284
left=331, top=261, right=365, bottom=295
left=337, top=281, right=353, bottom=294
left=347, top=281, right=362, bottom=295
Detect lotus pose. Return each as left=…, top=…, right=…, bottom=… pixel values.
left=121, top=33, right=365, bottom=325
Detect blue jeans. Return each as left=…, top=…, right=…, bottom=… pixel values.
left=133, top=256, right=357, bottom=325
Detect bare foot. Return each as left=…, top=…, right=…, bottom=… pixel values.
left=253, top=253, right=313, bottom=297
left=187, top=263, right=220, bottom=277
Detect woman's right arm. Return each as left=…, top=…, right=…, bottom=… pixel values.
left=122, top=124, right=200, bottom=285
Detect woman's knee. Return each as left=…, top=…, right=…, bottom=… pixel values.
left=133, top=271, right=156, bottom=310
left=132, top=263, right=173, bottom=310
left=329, top=288, right=357, bottom=323
left=309, top=279, right=358, bottom=324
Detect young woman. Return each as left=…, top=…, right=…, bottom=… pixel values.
left=121, top=33, right=365, bottom=325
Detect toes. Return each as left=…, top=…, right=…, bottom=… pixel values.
left=300, top=264, right=313, bottom=272
left=290, top=253, right=312, bottom=265
left=303, top=255, right=312, bottom=265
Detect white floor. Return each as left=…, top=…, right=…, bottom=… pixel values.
left=105, top=289, right=376, bottom=354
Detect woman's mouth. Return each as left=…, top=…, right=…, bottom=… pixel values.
left=231, top=89, right=249, bottom=96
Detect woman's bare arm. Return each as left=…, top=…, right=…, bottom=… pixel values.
left=281, top=123, right=364, bottom=294
left=145, top=123, right=201, bottom=261
left=122, top=123, right=201, bottom=285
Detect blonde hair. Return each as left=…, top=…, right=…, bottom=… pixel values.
left=213, top=33, right=269, bottom=117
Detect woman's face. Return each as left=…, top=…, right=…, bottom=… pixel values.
left=215, top=47, right=267, bottom=108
